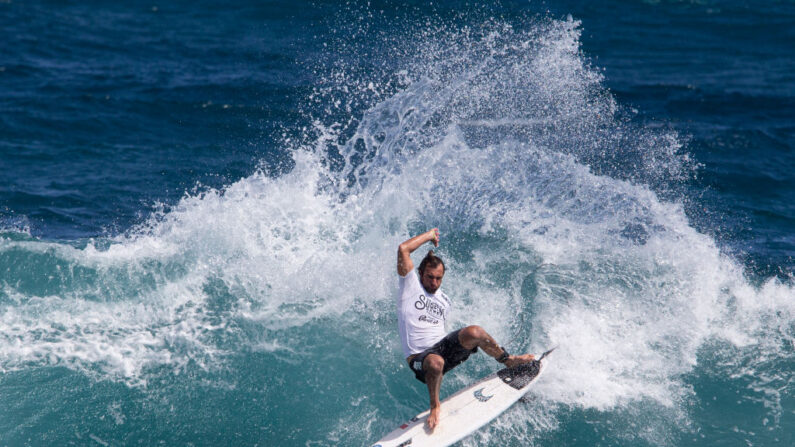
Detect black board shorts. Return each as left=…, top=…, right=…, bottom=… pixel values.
left=407, top=329, right=478, bottom=383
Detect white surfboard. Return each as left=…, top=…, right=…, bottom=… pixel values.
left=372, top=350, right=553, bottom=447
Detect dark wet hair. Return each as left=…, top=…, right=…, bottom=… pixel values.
left=418, top=250, right=445, bottom=275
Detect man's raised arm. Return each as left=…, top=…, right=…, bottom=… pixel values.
left=397, top=228, right=440, bottom=276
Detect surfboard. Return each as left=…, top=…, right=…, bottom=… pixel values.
left=372, top=349, right=553, bottom=447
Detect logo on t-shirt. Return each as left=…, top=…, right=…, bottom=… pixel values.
left=415, top=294, right=444, bottom=320
left=418, top=315, right=439, bottom=324
left=414, top=295, right=427, bottom=310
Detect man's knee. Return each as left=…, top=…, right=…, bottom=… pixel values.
left=460, top=325, right=486, bottom=341
left=423, top=354, right=445, bottom=375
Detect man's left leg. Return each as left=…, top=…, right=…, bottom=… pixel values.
left=457, top=325, right=534, bottom=368
left=421, top=354, right=445, bottom=431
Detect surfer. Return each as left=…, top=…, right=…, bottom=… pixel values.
left=397, top=228, right=535, bottom=430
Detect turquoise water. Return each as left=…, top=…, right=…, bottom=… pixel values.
left=1, top=1, right=793, bottom=446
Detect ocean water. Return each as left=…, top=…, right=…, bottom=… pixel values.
left=1, top=1, right=793, bottom=446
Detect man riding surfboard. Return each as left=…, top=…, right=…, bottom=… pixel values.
left=396, top=228, right=535, bottom=430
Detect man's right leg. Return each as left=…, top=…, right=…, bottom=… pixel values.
left=422, top=353, right=445, bottom=431
left=457, top=325, right=535, bottom=368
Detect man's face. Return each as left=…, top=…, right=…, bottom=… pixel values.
left=420, top=264, right=445, bottom=294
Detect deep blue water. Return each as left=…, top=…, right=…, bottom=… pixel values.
left=1, top=1, right=793, bottom=446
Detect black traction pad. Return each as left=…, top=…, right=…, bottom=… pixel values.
left=497, top=360, right=541, bottom=390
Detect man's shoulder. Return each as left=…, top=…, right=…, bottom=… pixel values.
left=398, top=269, right=420, bottom=292
left=436, top=290, right=451, bottom=306
left=399, top=269, right=419, bottom=282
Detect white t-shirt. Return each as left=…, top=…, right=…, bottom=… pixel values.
left=397, top=270, right=451, bottom=358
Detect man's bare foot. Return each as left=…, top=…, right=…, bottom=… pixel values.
left=504, top=353, right=535, bottom=369
left=426, top=407, right=441, bottom=431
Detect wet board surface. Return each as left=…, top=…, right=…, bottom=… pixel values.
left=372, top=358, right=547, bottom=447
